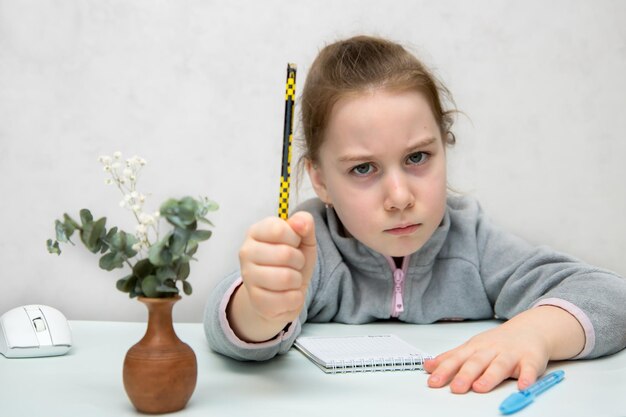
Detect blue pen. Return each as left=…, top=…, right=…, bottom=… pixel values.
left=499, top=370, right=565, bottom=415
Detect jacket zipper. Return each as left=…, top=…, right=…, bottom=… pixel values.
left=386, top=256, right=408, bottom=318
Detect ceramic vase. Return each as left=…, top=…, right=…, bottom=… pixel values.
left=123, top=296, right=197, bottom=414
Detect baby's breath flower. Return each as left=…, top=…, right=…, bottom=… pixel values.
left=98, top=155, right=112, bottom=164
left=123, top=168, right=133, bottom=178
left=113, top=151, right=122, bottom=160
left=138, top=213, right=153, bottom=225
left=131, top=243, right=142, bottom=252
left=132, top=204, right=141, bottom=212
left=136, top=224, right=147, bottom=234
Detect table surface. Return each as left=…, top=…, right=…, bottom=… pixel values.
left=1, top=320, right=625, bottom=417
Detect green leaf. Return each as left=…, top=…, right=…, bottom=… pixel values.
left=63, top=214, right=81, bottom=231
left=123, top=234, right=138, bottom=257
left=156, top=282, right=179, bottom=294
left=99, top=252, right=125, bottom=271
left=185, top=241, right=199, bottom=257
left=46, top=239, right=61, bottom=255
left=177, top=261, right=190, bottom=280
left=148, top=240, right=172, bottom=267
left=81, top=217, right=107, bottom=253
left=182, top=281, right=192, bottom=295
left=141, top=275, right=159, bottom=298
left=169, top=228, right=191, bottom=257
left=55, top=220, right=70, bottom=243
left=197, top=217, right=215, bottom=227
left=133, top=259, right=154, bottom=278
left=156, top=267, right=177, bottom=283
left=191, top=230, right=212, bottom=241
left=116, top=275, right=136, bottom=293
left=110, top=230, right=126, bottom=251
left=79, top=209, right=93, bottom=225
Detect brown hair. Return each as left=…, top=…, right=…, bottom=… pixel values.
left=299, top=35, right=456, bottom=168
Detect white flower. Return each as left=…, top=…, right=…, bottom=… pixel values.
left=113, top=151, right=122, bottom=160
left=138, top=213, right=154, bottom=225
left=104, top=179, right=113, bottom=185
left=123, top=168, right=133, bottom=178
left=136, top=224, right=147, bottom=234
left=98, top=155, right=112, bottom=165
left=132, top=204, right=141, bottom=212
left=130, top=191, right=139, bottom=199
left=131, top=243, right=142, bottom=251
left=103, top=165, right=111, bottom=172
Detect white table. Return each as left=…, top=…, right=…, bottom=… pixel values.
left=1, top=320, right=624, bottom=416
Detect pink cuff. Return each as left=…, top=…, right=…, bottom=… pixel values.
left=532, top=297, right=595, bottom=359
left=219, top=277, right=298, bottom=349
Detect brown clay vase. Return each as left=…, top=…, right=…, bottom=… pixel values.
left=123, top=296, right=197, bottom=414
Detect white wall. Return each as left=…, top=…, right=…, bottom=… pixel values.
left=1, top=0, right=624, bottom=322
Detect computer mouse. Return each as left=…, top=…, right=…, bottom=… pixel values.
left=0, top=304, right=72, bottom=358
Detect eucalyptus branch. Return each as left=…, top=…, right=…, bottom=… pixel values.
left=47, top=152, right=218, bottom=299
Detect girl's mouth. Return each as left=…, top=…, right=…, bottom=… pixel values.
left=385, top=224, right=421, bottom=236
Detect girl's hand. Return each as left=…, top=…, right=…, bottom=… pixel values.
left=423, top=306, right=585, bottom=394
left=228, top=211, right=317, bottom=342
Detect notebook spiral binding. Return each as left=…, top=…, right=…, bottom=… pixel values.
left=327, top=355, right=432, bottom=374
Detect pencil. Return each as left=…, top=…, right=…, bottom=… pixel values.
left=278, top=63, right=297, bottom=220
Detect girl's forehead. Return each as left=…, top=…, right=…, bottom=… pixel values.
left=325, top=89, right=439, bottom=142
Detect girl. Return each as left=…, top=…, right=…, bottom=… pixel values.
left=204, top=35, right=626, bottom=394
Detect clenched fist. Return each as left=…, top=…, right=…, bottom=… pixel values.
left=227, top=211, right=316, bottom=342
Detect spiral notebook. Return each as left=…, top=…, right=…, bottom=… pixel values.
left=294, top=334, right=431, bottom=374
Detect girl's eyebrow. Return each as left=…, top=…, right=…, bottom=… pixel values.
left=337, top=136, right=438, bottom=163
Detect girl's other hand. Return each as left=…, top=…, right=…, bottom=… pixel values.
left=423, top=306, right=584, bottom=394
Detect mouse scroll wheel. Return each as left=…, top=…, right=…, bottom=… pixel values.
left=32, top=318, right=47, bottom=332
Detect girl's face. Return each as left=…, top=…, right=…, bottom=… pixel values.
left=306, top=89, right=447, bottom=257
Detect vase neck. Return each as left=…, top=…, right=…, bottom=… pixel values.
left=140, top=297, right=180, bottom=343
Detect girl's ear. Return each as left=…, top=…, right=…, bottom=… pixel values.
left=305, top=159, right=331, bottom=204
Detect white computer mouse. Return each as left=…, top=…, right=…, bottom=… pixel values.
left=0, top=304, right=72, bottom=358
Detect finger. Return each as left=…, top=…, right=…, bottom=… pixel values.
left=470, top=353, right=518, bottom=393
left=288, top=211, right=316, bottom=248
left=249, top=217, right=302, bottom=247
left=242, top=264, right=303, bottom=291
left=516, top=361, right=542, bottom=390
left=240, top=240, right=306, bottom=270
left=287, top=211, right=317, bottom=287
left=427, top=347, right=474, bottom=389
left=449, top=349, right=499, bottom=394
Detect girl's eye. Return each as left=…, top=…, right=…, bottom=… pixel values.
left=351, top=163, right=374, bottom=176
left=407, top=152, right=429, bottom=165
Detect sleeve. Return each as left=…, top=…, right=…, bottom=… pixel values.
left=476, top=209, right=626, bottom=359
left=203, top=260, right=321, bottom=362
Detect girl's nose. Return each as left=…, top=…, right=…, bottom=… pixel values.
left=383, top=170, right=415, bottom=211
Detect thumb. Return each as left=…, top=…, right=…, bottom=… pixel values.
left=287, top=211, right=317, bottom=283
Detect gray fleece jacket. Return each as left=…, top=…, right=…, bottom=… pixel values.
left=204, top=195, right=626, bottom=361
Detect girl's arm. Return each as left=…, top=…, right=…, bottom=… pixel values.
left=424, top=305, right=585, bottom=393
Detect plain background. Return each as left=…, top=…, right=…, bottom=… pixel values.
left=1, top=0, right=624, bottom=322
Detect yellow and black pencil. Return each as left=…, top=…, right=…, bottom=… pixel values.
left=278, top=63, right=297, bottom=220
